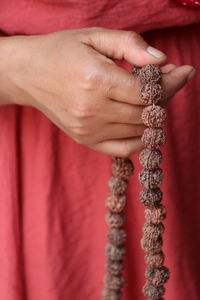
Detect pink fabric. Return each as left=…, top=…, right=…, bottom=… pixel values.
left=0, top=1, right=200, bottom=300
left=0, top=0, right=200, bottom=34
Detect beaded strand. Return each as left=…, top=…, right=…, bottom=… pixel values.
left=102, top=157, right=134, bottom=300
left=133, top=64, right=170, bottom=300
left=102, top=64, right=170, bottom=300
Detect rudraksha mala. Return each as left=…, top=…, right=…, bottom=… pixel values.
left=102, top=65, right=170, bottom=300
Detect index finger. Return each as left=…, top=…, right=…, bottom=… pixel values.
left=104, top=63, right=142, bottom=105
left=105, top=64, right=194, bottom=106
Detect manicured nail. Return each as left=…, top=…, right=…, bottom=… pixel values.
left=187, top=68, right=196, bottom=82
left=147, top=46, right=166, bottom=59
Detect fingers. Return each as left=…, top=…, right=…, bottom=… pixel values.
left=102, top=64, right=194, bottom=125
left=104, top=63, right=195, bottom=106
left=158, top=65, right=196, bottom=107
left=71, top=122, right=145, bottom=145
left=86, top=28, right=167, bottom=65
left=90, top=137, right=144, bottom=157
left=161, top=64, right=176, bottom=74
left=105, top=99, right=144, bottom=125
left=161, top=65, right=195, bottom=100
left=95, top=123, right=145, bottom=141
left=84, top=28, right=195, bottom=107
left=102, top=63, right=141, bottom=104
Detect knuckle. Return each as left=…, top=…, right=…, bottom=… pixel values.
left=124, top=31, right=139, bottom=44
left=72, top=103, right=94, bottom=119
left=73, top=108, right=88, bottom=119
left=72, top=126, right=90, bottom=138
left=82, top=69, right=104, bottom=91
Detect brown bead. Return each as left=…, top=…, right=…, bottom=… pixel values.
left=143, top=223, right=165, bottom=240
left=112, top=158, right=134, bottom=180
left=102, top=289, right=122, bottom=300
left=145, top=251, right=165, bottom=268
left=140, top=65, right=162, bottom=84
left=145, top=266, right=170, bottom=286
left=141, top=128, right=167, bottom=150
left=105, top=259, right=125, bottom=275
left=106, top=194, right=127, bottom=213
left=108, top=228, right=127, bottom=247
left=106, top=244, right=126, bottom=261
left=141, top=105, right=167, bottom=127
left=112, top=157, right=127, bottom=163
left=108, top=177, right=128, bottom=195
left=131, top=66, right=141, bottom=76
left=145, top=205, right=167, bottom=224
left=140, top=83, right=163, bottom=105
left=106, top=212, right=125, bottom=228
left=140, top=188, right=163, bottom=207
left=141, top=235, right=163, bottom=253
left=143, top=283, right=165, bottom=299
left=104, top=274, right=125, bottom=290
left=139, top=168, right=163, bottom=189
left=139, top=149, right=163, bottom=169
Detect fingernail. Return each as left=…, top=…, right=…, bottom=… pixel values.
left=147, top=46, right=166, bottom=59
left=187, top=68, right=196, bottom=82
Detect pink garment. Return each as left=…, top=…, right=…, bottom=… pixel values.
left=0, top=1, right=200, bottom=300
left=0, top=0, right=200, bottom=34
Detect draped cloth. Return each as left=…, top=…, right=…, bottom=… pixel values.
left=0, top=1, right=199, bottom=299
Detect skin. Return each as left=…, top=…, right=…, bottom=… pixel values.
left=0, top=27, right=195, bottom=157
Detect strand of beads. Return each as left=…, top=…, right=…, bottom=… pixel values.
left=102, top=157, right=134, bottom=300
left=133, top=65, right=170, bottom=300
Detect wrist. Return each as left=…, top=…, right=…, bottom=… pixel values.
left=0, top=35, right=33, bottom=106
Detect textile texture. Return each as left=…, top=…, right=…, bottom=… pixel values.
left=0, top=0, right=199, bottom=299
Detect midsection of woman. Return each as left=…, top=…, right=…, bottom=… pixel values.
left=0, top=1, right=199, bottom=300
left=0, top=0, right=200, bottom=34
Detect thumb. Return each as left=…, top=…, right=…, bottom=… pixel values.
left=85, top=28, right=167, bottom=66
left=162, top=65, right=196, bottom=99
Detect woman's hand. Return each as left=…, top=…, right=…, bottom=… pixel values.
left=0, top=28, right=195, bottom=156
